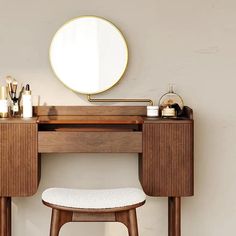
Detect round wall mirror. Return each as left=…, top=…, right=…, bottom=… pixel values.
left=50, top=16, right=128, bottom=95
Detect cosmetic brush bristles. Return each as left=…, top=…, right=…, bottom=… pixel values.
left=5, top=75, right=13, bottom=99
left=5, top=75, right=13, bottom=93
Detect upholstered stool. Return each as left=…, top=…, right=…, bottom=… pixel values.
left=42, top=187, right=146, bottom=236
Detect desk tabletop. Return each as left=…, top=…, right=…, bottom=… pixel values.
left=0, top=117, right=38, bottom=123
left=37, top=115, right=144, bottom=124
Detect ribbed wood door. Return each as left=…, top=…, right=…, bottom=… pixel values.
left=140, top=121, right=193, bottom=196
left=0, top=123, right=38, bottom=196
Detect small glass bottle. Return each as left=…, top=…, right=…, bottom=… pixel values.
left=159, top=84, right=184, bottom=117
left=22, top=84, right=32, bottom=118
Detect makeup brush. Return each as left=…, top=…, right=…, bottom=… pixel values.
left=18, top=86, right=24, bottom=103
left=5, top=76, right=13, bottom=97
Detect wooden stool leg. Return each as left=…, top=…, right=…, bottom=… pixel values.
left=168, top=197, right=181, bottom=236
left=0, top=197, right=11, bottom=236
left=128, top=209, right=138, bottom=236
left=6, top=198, right=11, bottom=236
left=50, top=209, right=61, bottom=236
left=115, top=209, right=139, bottom=236
left=50, top=209, right=72, bottom=236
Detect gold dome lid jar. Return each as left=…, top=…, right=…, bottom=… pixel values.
left=159, top=84, right=184, bottom=117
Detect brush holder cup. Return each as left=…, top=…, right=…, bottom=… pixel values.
left=10, top=98, right=21, bottom=117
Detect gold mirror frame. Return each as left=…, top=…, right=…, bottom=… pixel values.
left=49, top=15, right=129, bottom=95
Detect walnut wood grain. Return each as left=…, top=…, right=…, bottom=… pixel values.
left=168, top=197, right=181, bottom=236
left=34, top=106, right=147, bottom=116
left=44, top=200, right=144, bottom=236
left=0, top=123, right=39, bottom=196
left=0, top=118, right=37, bottom=124
left=48, top=209, right=140, bottom=236
left=73, top=212, right=115, bottom=221
left=34, top=106, right=192, bottom=118
left=140, top=121, right=194, bottom=196
left=52, top=127, right=135, bottom=132
left=37, top=115, right=143, bottom=124
left=143, top=118, right=192, bottom=124
left=0, top=197, right=11, bottom=236
left=38, top=131, right=142, bottom=153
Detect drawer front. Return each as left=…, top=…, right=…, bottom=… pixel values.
left=0, top=123, right=38, bottom=196
left=140, top=122, right=194, bottom=197
left=38, top=131, right=142, bottom=153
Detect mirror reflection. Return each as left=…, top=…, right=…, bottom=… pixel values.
left=50, top=16, right=128, bottom=95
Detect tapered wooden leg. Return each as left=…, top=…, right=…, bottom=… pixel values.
left=50, top=209, right=72, bottom=236
left=6, top=198, right=11, bottom=236
left=168, top=197, right=181, bottom=236
left=50, top=209, right=61, bottom=236
left=116, top=210, right=139, bottom=236
left=128, top=209, right=138, bottom=236
left=0, top=197, right=11, bottom=236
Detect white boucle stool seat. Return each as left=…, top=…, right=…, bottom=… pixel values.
left=42, top=187, right=146, bottom=210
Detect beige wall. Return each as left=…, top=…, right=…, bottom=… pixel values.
left=1, top=0, right=236, bottom=235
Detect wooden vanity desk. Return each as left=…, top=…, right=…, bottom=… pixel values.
left=0, top=106, right=194, bottom=236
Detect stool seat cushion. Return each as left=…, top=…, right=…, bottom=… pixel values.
left=42, top=187, right=146, bottom=209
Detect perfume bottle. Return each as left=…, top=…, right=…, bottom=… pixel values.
left=22, top=84, right=32, bottom=118
left=159, top=84, right=184, bottom=117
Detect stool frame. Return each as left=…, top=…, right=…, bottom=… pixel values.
left=43, top=200, right=145, bottom=236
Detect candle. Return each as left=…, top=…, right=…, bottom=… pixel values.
left=147, top=106, right=159, bottom=117
left=162, top=106, right=176, bottom=117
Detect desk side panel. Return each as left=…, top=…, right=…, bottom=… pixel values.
left=140, top=121, right=193, bottom=196
left=0, top=123, right=38, bottom=196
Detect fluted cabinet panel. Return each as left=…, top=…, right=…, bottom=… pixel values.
left=140, top=121, right=193, bottom=196
left=0, top=123, right=38, bottom=196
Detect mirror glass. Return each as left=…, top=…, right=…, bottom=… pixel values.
left=50, top=16, right=128, bottom=95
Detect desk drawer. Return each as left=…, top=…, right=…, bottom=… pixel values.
left=38, top=131, right=142, bottom=153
